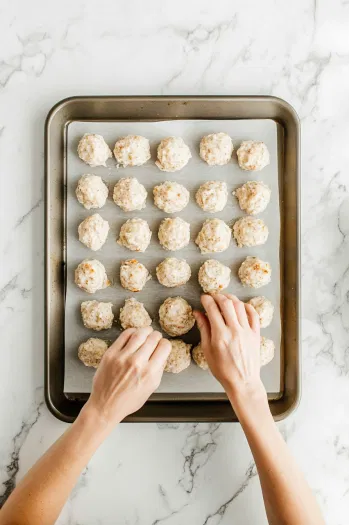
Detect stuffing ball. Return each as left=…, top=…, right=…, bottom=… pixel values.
left=238, top=256, right=271, bottom=288
left=153, top=181, right=189, bottom=213
left=74, top=259, right=110, bottom=294
left=81, top=301, right=114, bottom=331
left=119, top=298, right=152, bottom=329
left=78, top=338, right=108, bottom=368
left=192, top=343, right=209, bottom=371
left=78, top=213, right=109, bottom=251
left=120, top=259, right=151, bottom=292
left=233, top=217, right=269, bottom=248
left=156, top=258, right=191, bottom=288
left=158, top=217, right=190, bottom=251
left=77, top=134, right=112, bottom=167
left=237, top=140, right=270, bottom=171
left=164, top=339, right=192, bottom=373
left=195, top=218, right=231, bottom=254
left=155, top=137, right=191, bottom=172
left=233, top=181, right=271, bottom=215
left=113, top=177, right=147, bottom=212
left=76, top=174, right=108, bottom=210
left=260, top=337, right=275, bottom=366
left=248, top=296, right=274, bottom=328
left=159, top=297, right=195, bottom=337
left=195, top=181, right=228, bottom=213
left=199, top=132, right=233, bottom=166
left=198, top=259, right=231, bottom=294
left=113, top=135, right=150, bottom=167
left=117, top=218, right=152, bottom=252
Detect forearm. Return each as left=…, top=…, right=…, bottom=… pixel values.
left=0, top=405, right=114, bottom=525
left=229, top=386, right=325, bottom=525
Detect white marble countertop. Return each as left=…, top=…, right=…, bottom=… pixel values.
left=1, top=0, right=349, bottom=523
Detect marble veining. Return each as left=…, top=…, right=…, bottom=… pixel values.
left=1, top=0, right=349, bottom=523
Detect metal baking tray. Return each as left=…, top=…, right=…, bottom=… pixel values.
left=45, top=96, right=300, bottom=423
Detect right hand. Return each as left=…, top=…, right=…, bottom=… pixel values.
left=85, top=327, right=171, bottom=427
left=194, top=294, right=266, bottom=406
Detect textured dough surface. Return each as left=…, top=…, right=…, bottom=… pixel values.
left=74, top=259, right=110, bottom=294
left=113, top=135, right=150, bottom=167
left=158, top=217, right=190, bottom=251
left=198, top=259, right=231, bottom=293
left=192, top=343, right=209, bottom=370
left=120, top=259, right=151, bottom=292
left=238, top=256, right=271, bottom=288
left=156, top=258, right=191, bottom=288
left=233, top=216, right=269, bottom=248
left=78, top=213, right=109, bottom=251
left=113, top=177, right=147, bottom=212
left=77, top=134, right=112, bottom=167
left=260, top=337, right=275, bottom=366
left=233, top=181, right=271, bottom=215
left=195, top=218, right=231, bottom=254
left=196, top=181, right=228, bottom=213
left=248, top=296, right=274, bottom=328
left=237, top=140, right=270, bottom=171
left=76, top=174, right=108, bottom=210
left=81, top=300, right=114, bottom=331
left=159, top=297, right=195, bottom=336
left=119, top=298, right=152, bottom=329
left=164, top=339, right=192, bottom=373
left=155, top=137, right=191, bottom=172
left=199, top=133, right=233, bottom=166
left=117, top=218, right=152, bottom=252
left=153, top=181, right=189, bottom=213
left=78, top=338, right=108, bottom=368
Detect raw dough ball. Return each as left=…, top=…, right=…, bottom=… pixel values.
left=164, top=339, right=192, bottom=373
left=192, top=343, right=209, bottom=371
left=195, top=219, right=231, bottom=254
left=195, top=181, right=228, bottom=213
left=153, top=181, right=189, bottom=213
left=158, top=217, right=190, bottom=251
left=75, top=259, right=110, bottom=294
left=113, top=135, right=150, bottom=167
left=120, top=259, right=151, bottom=292
left=198, top=259, right=231, bottom=294
left=81, top=300, right=114, bottom=331
left=260, top=337, right=275, bottom=366
left=200, top=133, right=233, bottom=166
left=233, top=217, right=269, bottom=248
left=78, top=338, right=108, bottom=368
left=233, top=181, right=271, bottom=215
left=78, top=213, right=110, bottom=251
left=159, top=297, right=195, bottom=336
left=237, top=141, right=270, bottom=171
left=77, top=134, right=112, bottom=167
left=248, top=296, right=274, bottom=328
left=155, top=137, right=191, bottom=172
left=119, top=298, right=152, bottom=329
left=238, top=256, right=271, bottom=289
left=113, top=177, right=147, bottom=212
left=76, top=174, right=108, bottom=210
left=156, top=258, right=191, bottom=288
left=117, top=218, right=152, bottom=252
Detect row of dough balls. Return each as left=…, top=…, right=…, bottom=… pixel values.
left=75, top=256, right=272, bottom=294
left=76, top=175, right=271, bottom=215
left=78, top=133, right=270, bottom=172
left=78, top=215, right=269, bottom=253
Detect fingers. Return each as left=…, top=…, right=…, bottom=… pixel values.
left=138, top=330, right=163, bottom=361
left=245, top=304, right=260, bottom=333
left=224, top=294, right=249, bottom=327
left=193, top=310, right=211, bottom=343
left=150, top=338, right=171, bottom=369
left=212, top=295, right=238, bottom=328
left=122, top=326, right=154, bottom=355
left=201, top=295, right=226, bottom=333
left=106, top=328, right=137, bottom=355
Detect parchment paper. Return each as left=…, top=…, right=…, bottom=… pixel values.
left=64, top=119, right=281, bottom=394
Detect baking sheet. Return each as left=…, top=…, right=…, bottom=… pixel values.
left=64, top=119, right=281, bottom=394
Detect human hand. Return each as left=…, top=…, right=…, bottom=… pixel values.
left=194, top=294, right=266, bottom=408
left=84, top=327, right=171, bottom=427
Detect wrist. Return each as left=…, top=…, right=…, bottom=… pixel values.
left=226, top=379, right=270, bottom=423
left=78, top=401, right=122, bottom=436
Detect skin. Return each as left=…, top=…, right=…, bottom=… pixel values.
left=0, top=296, right=324, bottom=525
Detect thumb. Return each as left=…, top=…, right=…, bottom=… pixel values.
left=193, top=310, right=211, bottom=344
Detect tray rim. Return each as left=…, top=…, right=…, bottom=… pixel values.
left=45, top=95, right=301, bottom=423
